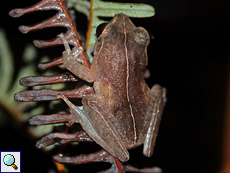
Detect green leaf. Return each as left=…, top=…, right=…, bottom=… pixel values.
left=68, top=0, right=91, bottom=19
left=0, top=28, right=14, bottom=94
left=92, top=1, right=155, bottom=19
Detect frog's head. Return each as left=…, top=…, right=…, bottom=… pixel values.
left=97, top=13, right=149, bottom=46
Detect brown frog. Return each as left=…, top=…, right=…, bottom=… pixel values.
left=58, top=13, right=166, bottom=162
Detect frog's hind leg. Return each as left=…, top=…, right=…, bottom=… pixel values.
left=58, top=95, right=129, bottom=162
left=57, top=95, right=83, bottom=127
left=143, top=84, right=166, bottom=157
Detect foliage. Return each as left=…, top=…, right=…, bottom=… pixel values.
left=5, top=0, right=156, bottom=172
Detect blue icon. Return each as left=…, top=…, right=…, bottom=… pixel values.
left=3, top=154, right=18, bottom=170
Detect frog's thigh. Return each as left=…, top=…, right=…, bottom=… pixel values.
left=143, top=84, right=166, bottom=157
left=82, top=97, right=129, bottom=162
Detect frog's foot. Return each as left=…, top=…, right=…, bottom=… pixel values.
left=143, top=84, right=166, bottom=157
left=58, top=33, right=83, bottom=60
left=65, top=106, right=84, bottom=127
left=58, top=33, right=85, bottom=75
left=57, top=94, right=82, bottom=127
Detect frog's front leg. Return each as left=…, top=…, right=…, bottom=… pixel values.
left=58, top=33, right=97, bottom=83
left=58, top=95, right=129, bottom=162
left=143, top=84, right=166, bottom=157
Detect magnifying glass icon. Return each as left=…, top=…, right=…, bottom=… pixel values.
left=3, top=154, right=18, bottom=170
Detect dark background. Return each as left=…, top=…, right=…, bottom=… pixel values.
left=1, top=0, right=230, bottom=172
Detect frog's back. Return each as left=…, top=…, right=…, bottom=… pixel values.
left=93, top=13, right=151, bottom=147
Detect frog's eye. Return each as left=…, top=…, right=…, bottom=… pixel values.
left=96, top=23, right=108, bottom=38
left=134, top=27, right=150, bottom=45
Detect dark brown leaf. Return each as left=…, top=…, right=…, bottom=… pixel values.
left=20, top=72, right=78, bottom=86
left=14, top=85, right=94, bottom=102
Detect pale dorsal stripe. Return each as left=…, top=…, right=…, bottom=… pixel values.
left=123, top=19, right=137, bottom=143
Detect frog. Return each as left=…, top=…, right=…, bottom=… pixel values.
left=57, top=13, right=166, bottom=162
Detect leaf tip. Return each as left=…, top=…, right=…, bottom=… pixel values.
left=19, top=25, right=29, bottom=34
left=9, top=9, right=23, bottom=18
left=19, top=77, right=27, bottom=86
left=28, top=115, right=40, bottom=125
left=14, top=92, right=23, bottom=102
left=35, top=140, right=44, bottom=149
